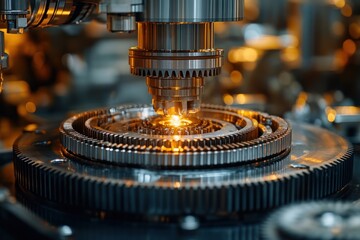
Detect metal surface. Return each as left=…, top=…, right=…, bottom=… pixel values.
left=142, top=0, right=244, bottom=22
left=129, top=21, right=223, bottom=115
left=0, top=0, right=27, bottom=33
left=13, top=105, right=353, bottom=217
left=263, top=202, right=360, bottom=240
left=60, top=105, right=292, bottom=167
left=27, top=0, right=96, bottom=28
left=0, top=0, right=244, bottom=116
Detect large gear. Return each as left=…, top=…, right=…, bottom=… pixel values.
left=13, top=105, right=353, bottom=218
left=60, top=105, right=292, bottom=167
left=262, top=201, right=360, bottom=240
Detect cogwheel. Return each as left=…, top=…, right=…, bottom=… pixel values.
left=130, top=67, right=222, bottom=78
left=262, top=201, right=360, bottom=240
left=13, top=105, right=353, bottom=217
left=128, top=48, right=223, bottom=78
left=59, top=105, right=292, bottom=167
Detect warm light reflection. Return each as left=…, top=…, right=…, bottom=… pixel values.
left=343, top=39, right=356, bottom=55
left=303, top=157, right=322, bottom=164
left=326, top=107, right=337, bottom=123
left=334, top=50, right=348, bottom=69
left=170, top=115, right=181, bottom=127
left=349, top=23, right=360, bottom=39
left=281, top=47, right=300, bottom=62
left=230, top=70, right=243, bottom=85
left=25, top=101, right=37, bottom=113
left=228, top=47, right=259, bottom=63
left=236, top=94, right=246, bottom=104
left=331, top=0, right=346, bottom=8
left=223, top=94, right=234, bottom=105
left=157, top=115, right=193, bottom=128
left=341, top=4, right=352, bottom=17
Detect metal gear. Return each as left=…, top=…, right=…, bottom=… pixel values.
left=129, top=48, right=223, bottom=79
left=262, top=201, right=360, bottom=240
left=13, top=105, right=353, bottom=218
left=60, top=105, right=292, bottom=167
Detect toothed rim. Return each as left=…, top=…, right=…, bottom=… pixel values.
left=13, top=118, right=353, bottom=216
left=59, top=105, right=292, bottom=167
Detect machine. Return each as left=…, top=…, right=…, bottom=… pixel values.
left=0, top=1, right=358, bottom=239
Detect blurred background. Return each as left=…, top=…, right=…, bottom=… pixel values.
left=1, top=0, right=360, bottom=153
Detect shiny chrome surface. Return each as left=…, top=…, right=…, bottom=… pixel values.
left=27, top=0, right=96, bottom=28
left=137, top=23, right=214, bottom=51
left=0, top=0, right=244, bottom=115
left=147, top=77, right=204, bottom=115
left=13, top=109, right=353, bottom=216
left=130, top=22, right=223, bottom=115
left=142, top=0, right=244, bottom=22
left=60, top=105, right=292, bottom=167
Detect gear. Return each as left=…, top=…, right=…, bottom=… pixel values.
left=13, top=105, right=353, bottom=217
left=262, top=201, right=360, bottom=240
left=129, top=48, right=223, bottom=78
left=60, top=105, right=292, bottom=167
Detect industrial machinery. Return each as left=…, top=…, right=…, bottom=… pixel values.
left=0, top=1, right=358, bottom=240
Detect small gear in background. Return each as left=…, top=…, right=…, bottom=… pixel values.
left=262, top=201, right=360, bottom=240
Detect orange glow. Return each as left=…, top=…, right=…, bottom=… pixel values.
left=343, top=39, right=356, bottom=55
left=303, top=157, right=322, bottom=163
left=295, top=92, right=308, bottom=109
left=25, top=101, right=37, bottom=113
left=332, top=0, right=346, bottom=8
left=265, top=174, right=278, bottom=181
left=157, top=115, right=192, bottom=128
left=246, top=35, right=284, bottom=50
left=244, top=0, right=259, bottom=21
left=223, top=94, right=234, bottom=105
left=228, top=47, right=259, bottom=63
left=281, top=47, right=300, bottom=62
left=326, top=107, right=337, bottom=123
left=334, top=50, right=348, bottom=69
left=230, top=70, right=243, bottom=85
left=336, top=106, right=360, bottom=115
left=214, top=22, right=228, bottom=35
left=236, top=94, right=246, bottom=104
left=349, top=23, right=360, bottom=39
left=170, top=115, right=181, bottom=127
left=341, top=4, right=352, bottom=17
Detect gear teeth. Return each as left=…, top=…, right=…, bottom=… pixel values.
left=130, top=68, right=222, bottom=78
left=59, top=105, right=292, bottom=167
left=13, top=123, right=353, bottom=217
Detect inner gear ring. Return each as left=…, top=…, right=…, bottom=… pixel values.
left=60, top=105, right=292, bottom=168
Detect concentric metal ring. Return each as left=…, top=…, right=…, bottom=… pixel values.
left=129, top=49, right=223, bottom=78
left=59, top=105, right=292, bottom=168
left=13, top=122, right=353, bottom=216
